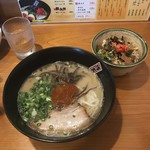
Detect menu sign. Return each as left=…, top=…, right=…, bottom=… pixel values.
left=18, top=0, right=150, bottom=23
left=75, top=0, right=97, bottom=19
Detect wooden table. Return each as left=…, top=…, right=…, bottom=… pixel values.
left=0, top=21, right=150, bottom=150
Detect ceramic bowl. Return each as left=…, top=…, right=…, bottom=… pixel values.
left=3, top=46, right=115, bottom=143
left=92, top=28, right=148, bottom=76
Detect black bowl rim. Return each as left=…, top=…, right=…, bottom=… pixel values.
left=3, top=46, right=116, bottom=143
left=91, top=28, right=148, bottom=68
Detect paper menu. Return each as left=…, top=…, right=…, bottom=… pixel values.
left=126, top=0, right=150, bottom=20
left=97, top=0, right=129, bottom=20
left=18, top=0, right=150, bottom=23
left=95, top=0, right=150, bottom=20
left=74, top=0, right=97, bottom=19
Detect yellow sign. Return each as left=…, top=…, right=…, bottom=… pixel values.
left=18, top=0, right=150, bottom=23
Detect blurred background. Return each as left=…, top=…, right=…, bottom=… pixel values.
left=0, top=0, right=149, bottom=25
left=0, top=0, right=21, bottom=25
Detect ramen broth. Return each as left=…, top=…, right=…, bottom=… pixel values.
left=17, top=61, right=104, bottom=137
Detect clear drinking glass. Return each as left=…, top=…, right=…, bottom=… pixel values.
left=2, top=17, right=35, bottom=59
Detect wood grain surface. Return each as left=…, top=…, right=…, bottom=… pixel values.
left=0, top=21, right=150, bottom=150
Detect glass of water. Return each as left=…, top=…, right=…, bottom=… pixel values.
left=2, top=17, right=36, bottom=59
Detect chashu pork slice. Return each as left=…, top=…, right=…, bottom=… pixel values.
left=31, top=103, right=93, bottom=137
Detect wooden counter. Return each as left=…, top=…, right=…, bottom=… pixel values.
left=0, top=21, right=150, bottom=150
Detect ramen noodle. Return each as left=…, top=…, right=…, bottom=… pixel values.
left=17, top=61, right=104, bottom=137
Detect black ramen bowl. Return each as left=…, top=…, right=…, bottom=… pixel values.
left=3, top=46, right=116, bottom=143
